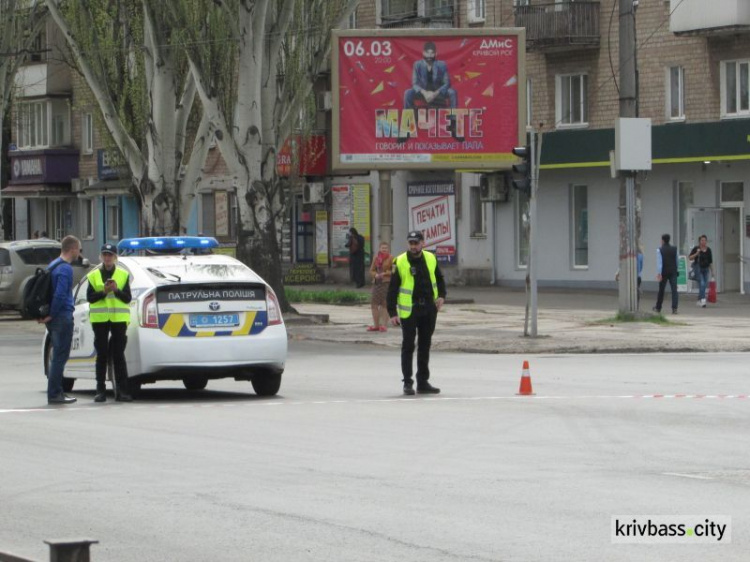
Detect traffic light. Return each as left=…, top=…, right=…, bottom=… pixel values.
left=511, top=145, right=532, bottom=197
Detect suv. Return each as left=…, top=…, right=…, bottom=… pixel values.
left=0, top=239, right=90, bottom=317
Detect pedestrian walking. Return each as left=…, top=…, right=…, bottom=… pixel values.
left=346, top=227, right=366, bottom=288
left=387, top=230, right=446, bottom=395
left=367, top=241, right=393, bottom=332
left=87, top=243, right=133, bottom=402
left=653, top=233, right=679, bottom=314
left=39, top=235, right=81, bottom=405
left=689, top=234, right=714, bottom=308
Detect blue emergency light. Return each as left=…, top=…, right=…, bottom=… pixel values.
left=117, top=236, right=219, bottom=254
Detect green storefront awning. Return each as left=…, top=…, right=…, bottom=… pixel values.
left=540, top=118, right=750, bottom=169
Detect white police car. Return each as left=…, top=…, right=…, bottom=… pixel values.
left=43, top=237, right=287, bottom=396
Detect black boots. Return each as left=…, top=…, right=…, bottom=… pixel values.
left=417, top=382, right=441, bottom=394
left=94, top=384, right=106, bottom=403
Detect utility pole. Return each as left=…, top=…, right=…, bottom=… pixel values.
left=618, top=0, right=639, bottom=314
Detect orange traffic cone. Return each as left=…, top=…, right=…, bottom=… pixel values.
left=517, top=360, right=535, bottom=396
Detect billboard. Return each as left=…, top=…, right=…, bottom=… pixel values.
left=408, top=181, right=456, bottom=264
left=332, top=29, right=526, bottom=171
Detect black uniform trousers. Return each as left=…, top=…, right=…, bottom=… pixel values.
left=92, top=321, right=129, bottom=390
left=655, top=273, right=678, bottom=312
left=400, top=303, right=437, bottom=384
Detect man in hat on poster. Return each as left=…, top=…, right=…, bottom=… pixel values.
left=387, top=230, right=446, bottom=396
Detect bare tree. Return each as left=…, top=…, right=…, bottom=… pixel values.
left=44, top=0, right=211, bottom=234
left=0, top=0, right=47, bottom=239
left=168, top=0, right=359, bottom=309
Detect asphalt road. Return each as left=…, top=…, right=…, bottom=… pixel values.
left=0, top=318, right=747, bottom=561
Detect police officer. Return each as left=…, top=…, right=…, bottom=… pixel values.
left=387, top=231, right=446, bottom=395
left=87, top=243, right=133, bottom=402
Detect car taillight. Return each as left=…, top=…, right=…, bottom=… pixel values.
left=141, top=292, right=159, bottom=328
left=267, top=288, right=283, bottom=326
left=0, top=266, right=11, bottom=275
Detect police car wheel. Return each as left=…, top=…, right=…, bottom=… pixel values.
left=251, top=372, right=282, bottom=397
left=183, top=377, right=208, bottom=391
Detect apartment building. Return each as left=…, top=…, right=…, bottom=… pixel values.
left=329, top=0, right=750, bottom=293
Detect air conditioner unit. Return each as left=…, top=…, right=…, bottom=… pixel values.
left=303, top=182, right=325, bottom=205
left=479, top=173, right=509, bottom=203
left=316, top=91, right=332, bottom=111
left=71, top=178, right=85, bottom=193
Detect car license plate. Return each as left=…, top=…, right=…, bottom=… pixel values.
left=189, top=313, right=240, bottom=328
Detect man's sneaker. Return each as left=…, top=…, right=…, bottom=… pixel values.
left=403, top=381, right=415, bottom=396
left=48, top=394, right=77, bottom=405
left=701, top=299, right=707, bottom=308
left=417, top=382, right=441, bottom=394
left=696, top=299, right=702, bottom=307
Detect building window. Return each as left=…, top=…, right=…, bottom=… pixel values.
left=81, top=199, right=94, bottom=239
left=721, top=181, right=744, bottom=203
left=469, top=185, right=486, bottom=237
left=106, top=198, right=120, bottom=240
left=201, top=192, right=237, bottom=239
left=16, top=99, right=70, bottom=149
left=381, top=0, right=417, bottom=19
left=666, top=66, right=685, bottom=120
left=467, top=0, right=486, bottom=22
left=556, top=74, right=588, bottom=127
left=571, top=185, right=588, bottom=268
left=516, top=191, right=530, bottom=268
left=676, top=181, right=693, bottom=255
left=82, top=113, right=94, bottom=154
left=29, top=28, right=46, bottom=63
left=721, top=60, right=750, bottom=117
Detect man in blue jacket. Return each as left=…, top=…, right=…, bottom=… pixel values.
left=40, top=235, right=81, bottom=404
left=403, top=41, right=458, bottom=110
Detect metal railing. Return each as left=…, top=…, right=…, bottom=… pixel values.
left=381, top=3, right=455, bottom=29
left=515, top=1, right=600, bottom=50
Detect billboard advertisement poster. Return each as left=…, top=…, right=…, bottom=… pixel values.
left=331, top=184, right=371, bottom=264
left=333, top=29, right=525, bottom=170
left=407, top=181, right=456, bottom=265
left=315, top=210, right=329, bottom=266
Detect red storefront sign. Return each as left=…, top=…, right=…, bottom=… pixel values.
left=277, top=135, right=327, bottom=177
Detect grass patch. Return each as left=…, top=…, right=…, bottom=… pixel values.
left=592, top=311, right=678, bottom=325
left=285, top=287, right=369, bottom=304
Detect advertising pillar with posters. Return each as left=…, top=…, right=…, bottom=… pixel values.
left=332, top=29, right=525, bottom=171
left=408, top=181, right=456, bottom=264
left=315, top=210, right=329, bottom=266
left=331, top=184, right=372, bottom=264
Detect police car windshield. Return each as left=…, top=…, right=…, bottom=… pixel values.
left=145, top=263, right=252, bottom=282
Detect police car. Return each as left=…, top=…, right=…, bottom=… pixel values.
left=43, top=236, right=287, bottom=396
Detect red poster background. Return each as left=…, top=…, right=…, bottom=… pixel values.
left=337, top=34, right=520, bottom=167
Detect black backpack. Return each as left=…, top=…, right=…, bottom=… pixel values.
left=22, top=259, right=64, bottom=319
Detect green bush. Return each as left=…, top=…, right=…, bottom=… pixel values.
left=285, top=288, right=369, bottom=304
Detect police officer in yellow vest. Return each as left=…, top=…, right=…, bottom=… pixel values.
left=86, top=243, right=133, bottom=402
left=387, top=230, right=446, bottom=395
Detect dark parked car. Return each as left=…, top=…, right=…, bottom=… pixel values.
left=0, top=239, right=90, bottom=317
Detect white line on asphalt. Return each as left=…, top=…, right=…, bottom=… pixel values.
left=662, top=472, right=715, bottom=480
left=0, top=393, right=747, bottom=415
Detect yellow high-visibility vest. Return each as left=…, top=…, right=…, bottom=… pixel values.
left=395, top=251, right=438, bottom=319
left=87, top=267, right=130, bottom=324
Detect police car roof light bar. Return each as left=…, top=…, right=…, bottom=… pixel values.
left=117, top=236, right=219, bottom=253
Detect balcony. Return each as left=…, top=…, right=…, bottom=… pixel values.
left=380, top=3, right=455, bottom=29
left=515, top=1, right=600, bottom=52
left=670, top=0, right=750, bottom=35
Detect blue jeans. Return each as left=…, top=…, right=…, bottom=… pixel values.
left=47, top=315, right=74, bottom=398
left=697, top=267, right=710, bottom=300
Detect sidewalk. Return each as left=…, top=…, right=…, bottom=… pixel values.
left=286, top=284, right=750, bottom=354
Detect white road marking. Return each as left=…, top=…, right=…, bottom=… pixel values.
left=662, top=472, right=715, bottom=481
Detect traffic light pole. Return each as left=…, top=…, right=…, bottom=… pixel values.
left=528, top=129, right=538, bottom=337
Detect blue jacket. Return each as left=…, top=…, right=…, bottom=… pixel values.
left=49, top=257, right=74, bottom=319
left=412, top=59, right=451, bottom=96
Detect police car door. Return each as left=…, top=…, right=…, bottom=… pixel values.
left=66, top=277, right=96, bottom=376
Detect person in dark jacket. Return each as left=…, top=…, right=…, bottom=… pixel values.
left=39, top=235, right=81, bottom=405
left=688, top=234, right=714, bottom=308
left=653, top=233, right=679, bottom=314
left=346, top=227, right=366, bottom=288
left=387, top=230, right=446, bottom=395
